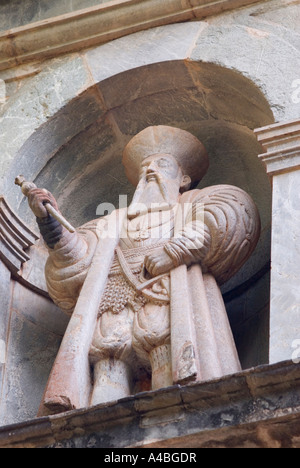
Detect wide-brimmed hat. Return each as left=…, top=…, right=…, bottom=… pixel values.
left=122, top=125, right=209, bottom=187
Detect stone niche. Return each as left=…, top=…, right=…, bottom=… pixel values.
left=1, top=59, right=274, bottom=425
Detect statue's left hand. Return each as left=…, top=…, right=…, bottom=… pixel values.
left=144, top=249, right=174, bottom=277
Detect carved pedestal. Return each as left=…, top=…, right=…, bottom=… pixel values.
left=0, top=361, right=299, bottom=448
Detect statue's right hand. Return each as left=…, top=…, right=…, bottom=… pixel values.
left=28, top=188, right=59, bottom=219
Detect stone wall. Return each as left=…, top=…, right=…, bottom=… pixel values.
left=0, top=0, right=108, bottom=31
left=0, top=0, right=299, bottom=426
left=0, top=281, right=68, bottom=425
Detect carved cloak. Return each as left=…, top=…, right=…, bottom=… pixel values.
left=39, top=185, right=260, bottom=415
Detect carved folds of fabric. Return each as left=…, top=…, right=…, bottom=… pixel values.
left=44, top=185, right=260, bottom=316
left=177, top=185, right=261, bottom=285
left=45, top=226, right=98, bottom=315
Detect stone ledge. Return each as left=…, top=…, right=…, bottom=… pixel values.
left=0, top=360, right=299, bottom=448
left=255, top=119, right=300, bottom=176
left=0, top=0, right=264, bottom=71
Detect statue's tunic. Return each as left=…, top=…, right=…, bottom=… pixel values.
left=44, top=185, right=260, bottom=384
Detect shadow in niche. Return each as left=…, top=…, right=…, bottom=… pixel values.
left=5, top=59, right=274, bottom=372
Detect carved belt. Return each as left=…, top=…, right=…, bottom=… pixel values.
left=99, top=242, right=170, bottom=315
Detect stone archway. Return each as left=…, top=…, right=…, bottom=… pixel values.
left=4, top=59, right=274, bottom=370
left=0, top=5, right=299, bottom=432
left=8, top=60, right=273, bottom=226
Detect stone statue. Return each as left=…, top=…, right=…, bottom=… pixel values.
left=24, top=125, right=261, bottom=415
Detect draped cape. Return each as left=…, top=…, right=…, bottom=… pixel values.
left=39, top=185, right=261, bottom=415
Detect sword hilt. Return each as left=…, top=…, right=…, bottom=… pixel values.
left=15, top=174, right=37, bottom=196
left=15, top=175, right=76, bottom=234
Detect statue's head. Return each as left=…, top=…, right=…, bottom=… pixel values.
left=122, top=126, right=209, bottom=192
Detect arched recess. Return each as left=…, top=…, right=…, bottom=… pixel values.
left=6, top=59, right=274, bottom=368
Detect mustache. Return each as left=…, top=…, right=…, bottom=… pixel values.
left=146, top=172, right=158, bottom=182
left=144, top=172, right=168, bottom=197
left=145, top=171, right=166, bottom=188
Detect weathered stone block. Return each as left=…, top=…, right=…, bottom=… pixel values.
left=190, top=2, right=300, bottom=122
left=98, top=60, right=195, bottom=110
left=85, top=22, right=204, bottom=83
left=0, top=282, right=67, bottom=425
left=110, top=87, right=210, bottom=136
left=0, top=55, right=92, bottom=189
left=0, top=0, right=110, bottom=31
left=0, top=361, right=299, bottom=448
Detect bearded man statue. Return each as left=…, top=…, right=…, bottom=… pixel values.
left=27, top=126, right=260, bottom=415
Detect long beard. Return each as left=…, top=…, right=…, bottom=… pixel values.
left=128, top=175, right=175, bottom=218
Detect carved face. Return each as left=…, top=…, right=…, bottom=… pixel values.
left=139, top=153, right=184, bottom=205
left=139, top=154, right=181, bottom=183
left=128, top=154, right=189, bottom=217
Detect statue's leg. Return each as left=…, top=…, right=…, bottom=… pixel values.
left=133, top=302, right=172, bottom=391
left=89, top=307, right=134, bottom=405
left=90, top=358, right=132, bottom=406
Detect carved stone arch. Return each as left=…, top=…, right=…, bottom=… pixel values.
left=3, top=58, right=274, bottom=374
left=6, top=60, right=274, bottom=224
